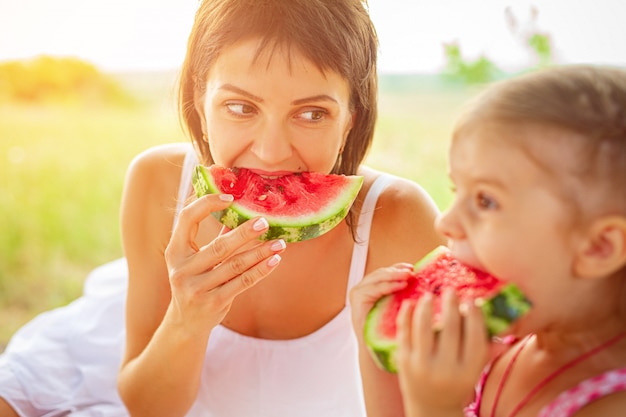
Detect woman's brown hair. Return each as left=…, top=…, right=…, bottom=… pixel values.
left=178, top=0, right=378, bottom=176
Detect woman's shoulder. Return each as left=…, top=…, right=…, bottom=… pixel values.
left=359, top=166, right=446, bottom=269
left=120, top=142, right=195, bottom=245
left=359, top=166, right=441, bottom=227
left=360, top=166, right=438, bottom=207
left=123, top=142, right=194, bottom=202
left=127, top=142, right=193, bottom=174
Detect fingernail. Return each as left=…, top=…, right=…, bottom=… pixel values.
left=267, top=254, right=281, bottom=267
left=219, top=194, right=234, bottom=202
left=253, top=217, right=269, bottom=231
left=459, top=303, right=470, bottom=316
left=270, top=239, right=286, bottom=251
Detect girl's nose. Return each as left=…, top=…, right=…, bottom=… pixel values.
left=250, top=121, right=293, bottom=164
left=434, top=205, right=465, bottom=242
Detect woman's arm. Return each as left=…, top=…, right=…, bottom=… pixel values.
left=351, top=172, right=446, bottom=417
left=116, top=145, right=285, bottom=417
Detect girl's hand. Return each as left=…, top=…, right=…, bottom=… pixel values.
left=163, top=194, right=286, bottom=334
left=349, top=264, right=413, bottom=340
left=396, top=289, right=489, bottom=417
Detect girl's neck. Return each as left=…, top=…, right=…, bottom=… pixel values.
left=533, top=318, right=626, bottom=355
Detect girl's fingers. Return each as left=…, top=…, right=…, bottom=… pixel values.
left=351, top=265, right=413, bottom=302
left=396, top=300, right=416, bottom=357
left=461, top=302, right=489, bottom=368
left=413, top=292, right=435, bottom=359
left=436, top=288, right=462, bottom=362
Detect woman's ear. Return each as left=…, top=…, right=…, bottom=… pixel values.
left=573, top=216, right=626, bottom=279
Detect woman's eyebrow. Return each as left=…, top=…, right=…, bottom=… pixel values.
left=291, top=95, right=338, bottom=106
left=218, top=84, right=264, bottom=102
left=218, top=85, right=337, bottom=107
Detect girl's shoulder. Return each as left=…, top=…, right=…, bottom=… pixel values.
left=358, top=166, right=446, bottom=271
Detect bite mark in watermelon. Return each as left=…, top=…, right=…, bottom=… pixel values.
left=192, top=165, right=364, bottom=243
left=364, top=246, right=531, bottom=373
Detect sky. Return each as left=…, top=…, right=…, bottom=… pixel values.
left=0, top=0, right=625, bottom=74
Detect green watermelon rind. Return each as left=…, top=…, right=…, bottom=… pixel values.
left=364, top=281, right=531, bottom=373
left=192, top=165, right=364, bottom=243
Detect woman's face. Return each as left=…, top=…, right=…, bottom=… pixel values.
left=198, top=38, right=354, bottom=176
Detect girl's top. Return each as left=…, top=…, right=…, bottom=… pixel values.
left=0, top=145, right=395, bottom=417
left=464, top=338, right=626, bottom=417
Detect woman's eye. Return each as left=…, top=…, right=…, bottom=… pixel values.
left=298, top=109, right=326, bottom=121
left=476, top=191, right=498, bottom=210
left=226, top=103, right=255, bottom=116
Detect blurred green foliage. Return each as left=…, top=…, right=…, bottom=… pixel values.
left=442, top=42, right=501, bottom=85
left=0, top=56, right=478, bottom=347
left=0, top=56, right=136, bottom=105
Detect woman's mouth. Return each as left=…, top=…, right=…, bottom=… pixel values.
left=247, top=168, right=295, bottom=178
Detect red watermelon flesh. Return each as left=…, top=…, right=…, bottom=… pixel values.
left=364, top=246, right=531, bottom=373
left=192, top=165, right=363, bottom=242
left=379, top=249, right=501, bottom=338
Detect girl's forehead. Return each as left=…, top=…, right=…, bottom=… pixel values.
left=450, top=122, right=577, bottom=182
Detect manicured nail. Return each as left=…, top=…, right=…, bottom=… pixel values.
left=219, top=194, right=234, bottom=202
left=270, top=239, right=286, bottom=251
left=267, top=254, right=281, bottom=267
left=253, top=217, right=269, bottom=231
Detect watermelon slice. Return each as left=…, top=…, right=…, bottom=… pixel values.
left=364, top=246, right=531, bottom=373
left=192, top=165, right=364, bottom=242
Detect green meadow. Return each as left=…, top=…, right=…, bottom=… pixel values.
left=0, top=73, right=481, bottom=347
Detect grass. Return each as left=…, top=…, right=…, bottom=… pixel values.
left=0, top=77, right=481, bottom=348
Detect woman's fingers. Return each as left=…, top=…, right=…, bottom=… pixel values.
left=167, top=194, right=234, bottom=260
left=197, top=238, right=286, bottom=292
left=217, top=250, right=283, bottom=299
left=192, top=217, right=270, bottom=270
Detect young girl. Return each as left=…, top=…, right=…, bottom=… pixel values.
left=0, top=1, right=444, bottom=416
left=352, top=65, right=626, bottom=417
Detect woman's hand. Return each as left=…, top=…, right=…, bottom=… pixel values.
left=395, top=289, right=489, bottom=417
left=164, top=193, right=286, bottom=334
left=349, top=264, right=413, bottom=340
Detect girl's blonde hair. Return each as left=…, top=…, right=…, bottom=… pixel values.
left=455, top=65, right=626, bottom=214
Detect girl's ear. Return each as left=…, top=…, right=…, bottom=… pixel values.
left=574, top=216, right=626, bottom=279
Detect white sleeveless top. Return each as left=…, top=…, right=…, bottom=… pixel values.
left=0, top=146, right=394, bottom=417
left=177, top=149, right=394, bottom=417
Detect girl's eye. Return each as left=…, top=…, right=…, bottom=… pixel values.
left=298, top=109, right=326, bottom=121
left=476, top=191, right=499, bottom=210
left=226, top=103, right=255, bottom=116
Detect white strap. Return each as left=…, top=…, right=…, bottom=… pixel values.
left=346, top=173, right=395, bottom=303
left=172, top=146, right=199, bottom=231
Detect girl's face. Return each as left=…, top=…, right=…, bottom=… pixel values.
left=198, top=38, right=354, bottom=176
left=436, top=122, right=589, bottom=333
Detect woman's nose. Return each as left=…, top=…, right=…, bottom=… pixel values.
left=250, top=120, right=293, bottom=164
